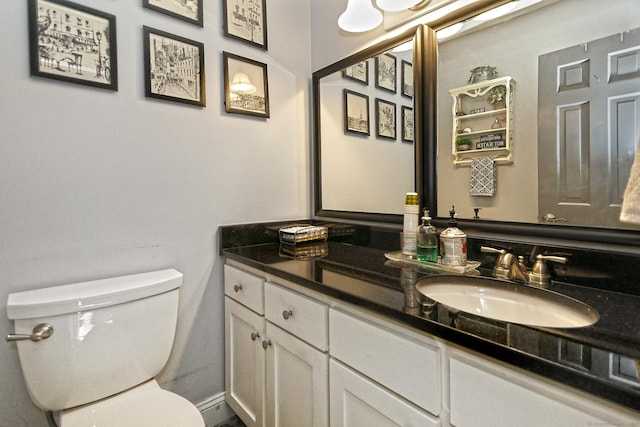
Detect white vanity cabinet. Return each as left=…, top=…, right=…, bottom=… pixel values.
left=224, top=263, right=329, bottom=427
left=447, top=345, right=640, bottom=426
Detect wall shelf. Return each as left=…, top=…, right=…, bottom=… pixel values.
left=450, top=76, right=515, bottom=166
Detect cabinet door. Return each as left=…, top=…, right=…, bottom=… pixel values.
left=265, top=322, right=328, bottom=427
left=225, top=297, right=265, bottom=427
left=449, top=349, right=639, bottom=426
left=330, top=359, right=440, bottom=427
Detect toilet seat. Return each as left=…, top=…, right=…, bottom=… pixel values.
left=59, top=380, right=204, bottom=427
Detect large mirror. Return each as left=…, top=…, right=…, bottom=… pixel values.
left=313, top=26, right=423, bottom=223
left=314, top=0, right=640, bottom=246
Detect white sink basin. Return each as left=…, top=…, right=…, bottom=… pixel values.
left=416, top=276, right=599, bottom=328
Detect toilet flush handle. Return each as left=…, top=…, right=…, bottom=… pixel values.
left=6, top=323, right=54, bottom=342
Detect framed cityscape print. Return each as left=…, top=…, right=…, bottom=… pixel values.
left=223, top=52, right=270, bottom=118
left=143, top=0, right=203, bottom=27
left=143, top=26, right=205, bottom=107
left=401, top=60, right=414, bottom=98
left=375, top=98, right=396, bottom=140
left=375, top=53, right=396, bottom=93
left=28, top=0, right=118, bottom=91
left=342, top=60, right=368, bottom=85
left=402, top=105, right=414, bottom=143
left=223, top=0, right=268, bottom=50
left=344, top=89, right=369, bottom=136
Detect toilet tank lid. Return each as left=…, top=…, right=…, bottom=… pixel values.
left=7, top=269, right=183, bottom=320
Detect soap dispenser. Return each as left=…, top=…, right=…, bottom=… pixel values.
left=440, top=206, right=467, bottom=266
left=417, top=209, right=438, bottom=263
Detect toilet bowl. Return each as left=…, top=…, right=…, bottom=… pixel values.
left=6, top=269, right=204, bottom=426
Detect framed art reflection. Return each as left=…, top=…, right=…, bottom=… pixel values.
left=344, top=89, right=370, bottom=136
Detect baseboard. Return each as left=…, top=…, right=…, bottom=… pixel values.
left=196, top=392, right=236, bottom=427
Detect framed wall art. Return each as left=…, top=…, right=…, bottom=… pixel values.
left=223, top=52, right=269, bottom=118
left=401, top=60, right=413, bottom=98
left=344, top=89, right=370, bottom=136
left=342, top=60, right=368, bottom=85
left=375, top=98, right=396, bottom=140
left=401, top=105, right=414, bottom=143
left=375, top=53, right=396, bottom=93
left=28, top=0, right=118, bottom=91
left=143, top=26, right=205, bottom=107
left=223, top=0, right=267, bottom=50
left=143, top=0, right=203, bottom=27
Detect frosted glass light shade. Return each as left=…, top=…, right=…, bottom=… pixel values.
left=338, top=0, right=383, bottom=32
left=230, top=72, right=256, bottom=94
left=376, top=0, right=422, bottom=12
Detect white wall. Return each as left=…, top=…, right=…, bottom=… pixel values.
left=0, top=1, right=310, bottom=425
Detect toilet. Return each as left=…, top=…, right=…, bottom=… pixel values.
left=6, top=269, right=205, bottom=427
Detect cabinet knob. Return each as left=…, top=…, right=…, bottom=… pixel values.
left=251, top=332, right=260, bottom=341
left=282, top=310, right=293, bottom=320
left=262, top=340, right=272, bottom=350
left=233, top=284, right=243, bottom=292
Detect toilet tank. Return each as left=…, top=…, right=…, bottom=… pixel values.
left=6, top=269, right=183, bottom=411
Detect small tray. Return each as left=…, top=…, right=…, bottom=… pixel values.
left=385, top=251, right=481, bottom=275
left=279, top=224, right=328, bottom=244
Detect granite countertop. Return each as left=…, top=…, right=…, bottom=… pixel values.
left=220, top=224, right=640, bottom=413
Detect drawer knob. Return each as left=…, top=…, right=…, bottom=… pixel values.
left=233, top=284, right=243, bottom=292
left=262, top=340, right=272, bottom=350
left=251, top=332, right=260, bottom=341
left=282, top=310, right=293, bottom=320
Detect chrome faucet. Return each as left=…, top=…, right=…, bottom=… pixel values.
left=481, top=246, right=567, bottom=287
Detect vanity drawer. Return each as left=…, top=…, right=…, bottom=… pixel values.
left=264, top=282, right=328, bottom=351
left=330, top=307, right=441, bottom=415
left=224, top=264, right=264, bottom=315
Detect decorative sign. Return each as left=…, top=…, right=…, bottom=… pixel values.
left=476, top=133, right=505, bottom=149
left=469, top=107, right=486, bottom=114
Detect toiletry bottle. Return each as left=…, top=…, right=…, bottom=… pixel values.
left=402, top=192, right=419, bottom=258
left=440, top=206, right=467, bottom=266
left=417, top=209, right=438, bottom=263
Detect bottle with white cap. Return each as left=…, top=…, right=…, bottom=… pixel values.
left=402, top=192, right=419, bottom=258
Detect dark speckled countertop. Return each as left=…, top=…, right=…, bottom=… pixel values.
left=220, top=221, right=640, bottom=413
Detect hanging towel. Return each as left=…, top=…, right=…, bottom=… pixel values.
left=470, top=157, right=496, bottom=197
left=620, top=139, right=640, bottom=224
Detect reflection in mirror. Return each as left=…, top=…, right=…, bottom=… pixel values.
left=314, top=29, right=420, bottom=221
left=435, top=0, right=640, bottom=231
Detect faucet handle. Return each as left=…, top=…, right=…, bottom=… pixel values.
left=529, top=254, right=567, bottom=287
left=481, top=246, right=508, bottom=278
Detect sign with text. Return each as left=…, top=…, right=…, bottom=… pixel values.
left=476, top=133, right=505, bottom=149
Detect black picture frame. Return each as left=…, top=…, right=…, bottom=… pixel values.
left=143, top=26, right=205, bottom=107
left=401, top=60, right=413, bottom=98
left=342, top=60, right=369, bottom=85
left=143, top=0, right=203, bottom=27
left=401, top=105, right=414, bottom=143
left=223, top=0, right=268, bottom=51
left=375, top=53, right=396, bottom=93
left=28, top=0, right=118, bottom=91
left=344, top=89, right=370, bottom=136
left=223, top=52, right=270, bottom=118
left=375, top=98, right=396, bottom=140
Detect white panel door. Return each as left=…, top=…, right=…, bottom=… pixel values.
left=265, top=322, right=328, bottom=427
left=330, top=359, right=440, bottom=427
left=225, top=297, right=266, bottom=427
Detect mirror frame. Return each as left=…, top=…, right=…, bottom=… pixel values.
left=313, top=0, right=640, bottom=247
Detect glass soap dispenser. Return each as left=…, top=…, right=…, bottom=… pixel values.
left=417, top=209, right=438, bottom=263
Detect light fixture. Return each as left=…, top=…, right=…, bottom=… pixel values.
left=472, top=1, right=516, bottom=21
left=230, top=72, right=256, bottom=94
left=338, top=0, right=383, bottom=33
left=436, top=22, right=464, bottom=40
left=376, top=0, right=422, bottom=12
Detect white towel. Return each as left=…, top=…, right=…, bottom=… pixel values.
left=470, top=157, right=496, bottom=197
left=620, top=140, right=640, bottom=224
